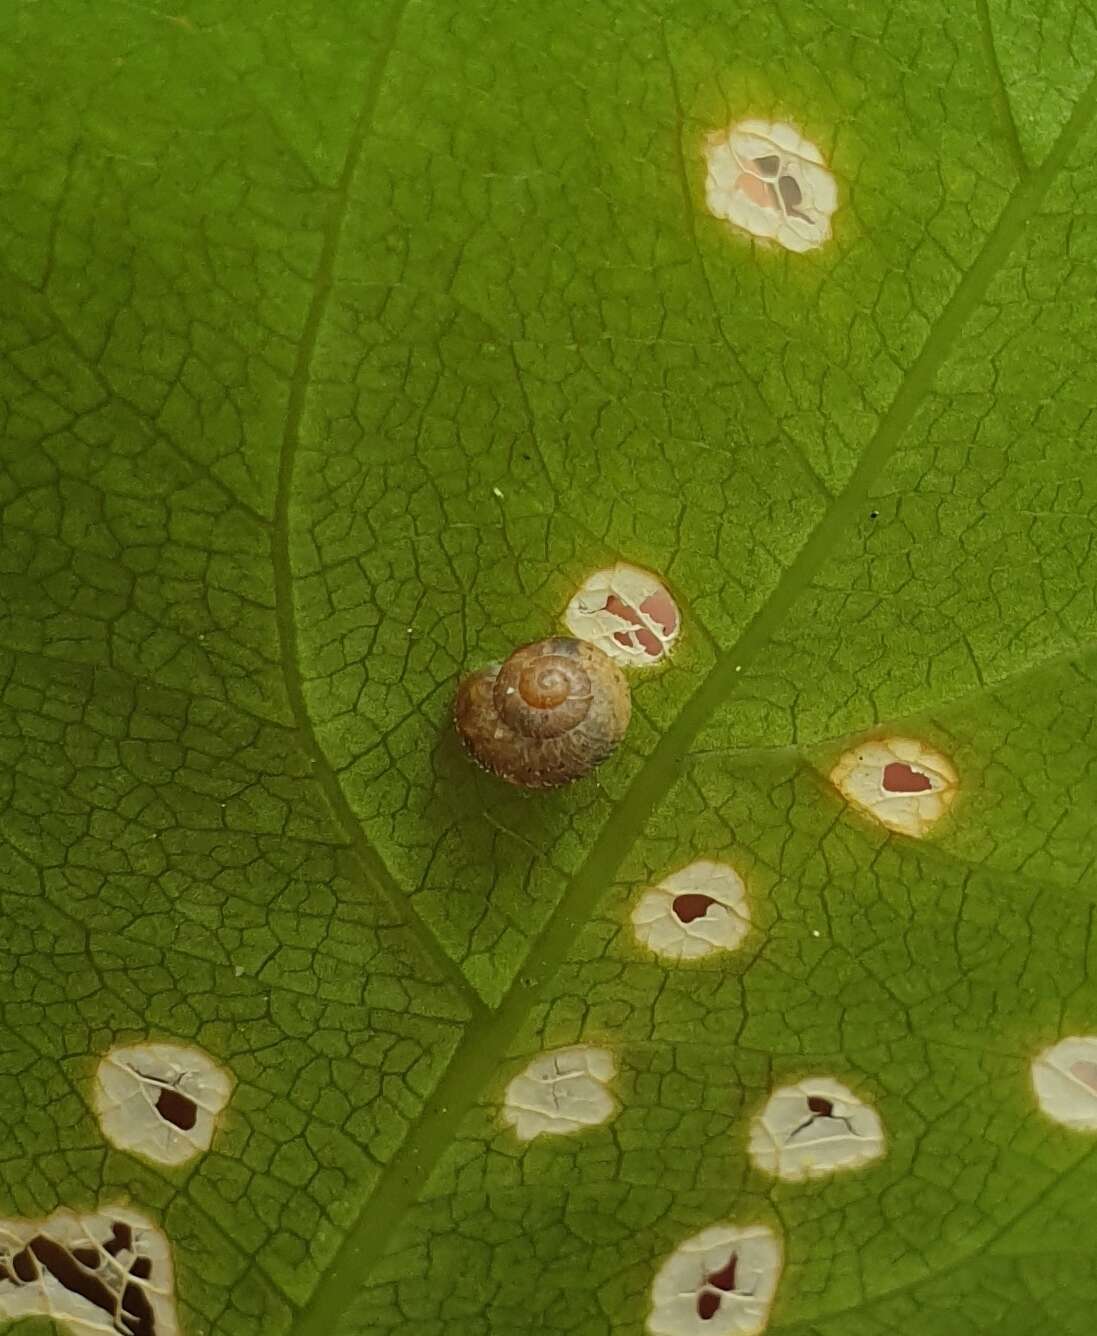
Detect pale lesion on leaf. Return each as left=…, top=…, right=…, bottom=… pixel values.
left=563, top=563, right=680, bottom=666
left=648, top=1222, right=782, bottom=1336
left=93, top=1041, right=233, bottom=1167
left=829, top=736, right=958, bottom=837
left=1031, top=1035, right=1097, bottom=1130
left=0, top=1206, right=179, bottom=1336
left=748, top=1076, right=886, bottom=1181
left=501, top=1045, right=617, bottom=1142
left=630, top=859, right=750, bottom=961
left=704, top=119, right=838, bottom=253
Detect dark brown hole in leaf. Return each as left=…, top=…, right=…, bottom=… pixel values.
left=122, top=1278, right=156, bottom=1335
left=807, top=1095, right=834, bottom=1117
left=156, top=1087, right=198, bottom=1131
left=697, top=1289, right=722, bottom=1320
left=72, top=1247, right=101, bottom=1268
left=10, top=1247, right=36, bottom=1282
left=27, top=1236, right=117, bottom=1322
left=706, top=1253, right=738, bottom=1292
left=105, top=1221, right=133, bottom=1257
left=131, top=1256, right=153, bottom=1281
left=882, top=761, right=932, bottom=793
left=673, top=893, right=717, bottom=924
left=753, top=155, right=780, bottom=176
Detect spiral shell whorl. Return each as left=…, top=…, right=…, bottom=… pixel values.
left=496, top=644, right=592, bottom=739
left=455, top=637, right=630, bottom=789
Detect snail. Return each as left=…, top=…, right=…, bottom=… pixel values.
left=454, top=636, right=631, bottom=789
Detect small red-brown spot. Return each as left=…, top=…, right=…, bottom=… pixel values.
left=881, top=761, right=932, bottom=794
left=697, top=1289, right=722, bottom=1320
left=807, top=1095, right=834, bottom=1117
left=735, top=171, right=775, bottom=208
left=1071, top=1060, right=1097, bottom=1091
left=672, top=893, right=717, bottom=924
left=639, top=590, right=679, bottom=638
left=604, top=595, right=663, bottom=658
left=706, top=1253, right=738, bottom=1291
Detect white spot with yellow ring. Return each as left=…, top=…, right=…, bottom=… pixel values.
left=829, top=736, right=958, bottom=837
left=502, top=1046, right=617, bottom=1142
left=563, top=563, right=679, bottom=666
left=748, top=1076, right=886, bottom=1181
left=631, top=860, right=750, bottom=961
left=647, top=1222, right=782, bottom=1336
left=704, top=119, right=837, bottom=253
left=1031, top=1036, right=1097, bottom=1130
left=94, top=1042, right=233, bottom=1167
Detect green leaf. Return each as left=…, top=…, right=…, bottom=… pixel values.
left=3, top=0, right=1097, bottom=1333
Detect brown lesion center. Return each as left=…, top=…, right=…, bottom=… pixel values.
left=672, top=893, right=717, bottom=924
left=881, top=761, right=933, bottom=793
left=155, top=1087, right=198, bottom=1131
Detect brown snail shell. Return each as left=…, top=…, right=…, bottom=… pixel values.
left=454, top=637, right=631, bottom=789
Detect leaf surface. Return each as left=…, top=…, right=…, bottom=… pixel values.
left=3, top=0, right=1097, bottom=1333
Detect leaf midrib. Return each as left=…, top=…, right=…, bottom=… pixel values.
left=290, top=52, right=1097, bottom=1336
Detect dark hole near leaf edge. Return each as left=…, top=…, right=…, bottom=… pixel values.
left=882, top=761, right=932, bottom=794
left=807, top=1095, right=834, bottom=1117
left=697, top=1289, right=722, bottom=1320
left=156, top=1087, right=198, bottom=1131
left=673, top=893, right=717, bottom=924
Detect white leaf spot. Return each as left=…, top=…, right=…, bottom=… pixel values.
left=1031, top=1036, right=1097, bottom=1130
left=94, top=1042, right=233, bottom=1167
left=748, top=1076, right=886, bottom=1181
left=704, top=119, right=837, bottom=253
left=829, top=736, right=958, bottom=837
left=648, top=1222, right=782, bottom=1336
left=631, top=860, right=750, bottom=961
left=0, top=1205, right=179, bottom=1336
left=563, top=563, right=679, bottom=666
left=502, top=1046, right=616, bottom=1142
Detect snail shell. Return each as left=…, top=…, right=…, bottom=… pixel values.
left=454, top=636, right=631, bottom=789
